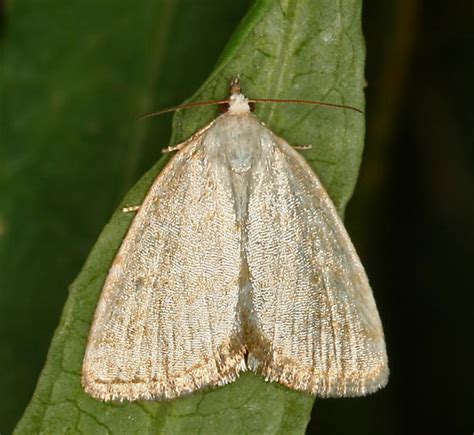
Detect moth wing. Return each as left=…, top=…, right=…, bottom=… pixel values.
left=245, top=133, right=388, bottom=397
left=82, top=131, right=245, bottom=401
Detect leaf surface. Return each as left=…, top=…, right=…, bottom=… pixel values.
left=13, top=0, right=365, bottom=433
left=0, top=0, right=252, bottom=431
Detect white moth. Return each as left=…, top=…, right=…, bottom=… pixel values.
left=82, top=80, right=388, bottom=401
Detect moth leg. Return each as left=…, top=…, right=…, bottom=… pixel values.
left=292, top=144, right=312, bottom=150
left=122, top=205, right=140, bottom=213
left=162, top=119, right=217, bottom=154
left=162, top=143, right=185, bottom=153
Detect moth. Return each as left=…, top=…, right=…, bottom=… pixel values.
left=82, top=79, right=388, bottom=401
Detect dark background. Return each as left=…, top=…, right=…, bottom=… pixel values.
left=316, top=1, right=474, bottom=434
left=1, top=0, right=473, bottom=433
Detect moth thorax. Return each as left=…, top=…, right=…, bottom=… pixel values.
left=228, top=93, right=251, bottom=115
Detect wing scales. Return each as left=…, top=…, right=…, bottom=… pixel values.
left=245, top=133, right=388, bottom=396
left=83, top=110, right=388, bottom=401
left=82, top=136, right=245, bottom=400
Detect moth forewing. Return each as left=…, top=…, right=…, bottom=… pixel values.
left=82, top=81, right=388, bottom=401
left=243, top=130, right=388, bottom=396
left=82, top=131, right=246, bottom=401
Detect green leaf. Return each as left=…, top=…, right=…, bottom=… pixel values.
left=0, top=0, right=252, bottom=432
left=13, top=0, right=365, bottom=433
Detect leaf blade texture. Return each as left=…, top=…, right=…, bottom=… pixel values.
left=12, top=0, right=365, bottom=433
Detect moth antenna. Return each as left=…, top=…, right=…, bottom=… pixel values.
left=138, top=99, right=230, bottom=120
left=139, top=86, right=362, bottom=119
left=247, top=98, right=363, bottom=114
